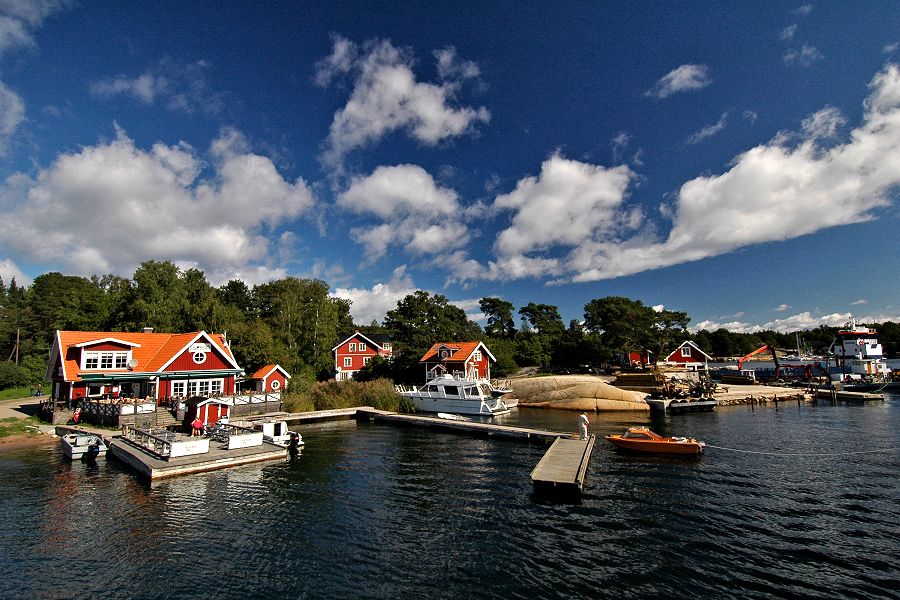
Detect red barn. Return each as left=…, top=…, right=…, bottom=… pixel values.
left=45, top=329, right=242, bottom=405
left=247, top=364, right=291, bottom=392
left=420, top=341, right=495, bottom=382
left=332, top=331, right=393, bottom=380
left=663, top=341, right=713, bottom=368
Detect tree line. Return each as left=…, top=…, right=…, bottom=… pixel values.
left=1, top=261, right=897, bottom=390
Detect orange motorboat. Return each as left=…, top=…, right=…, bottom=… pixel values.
left=605, top=427, right=705, bottom=454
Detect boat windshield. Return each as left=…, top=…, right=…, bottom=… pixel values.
left=623, top=431, right=651, bottom=439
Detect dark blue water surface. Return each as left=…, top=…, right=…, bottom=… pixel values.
left=2, top=395, right=899, bottom=600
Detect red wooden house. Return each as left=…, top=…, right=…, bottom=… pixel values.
left=45, top=329, right=242, bottom=405
left=332, top=331, right=393, bottom=380
left=663, top=341, right=713, bottom=368
left=420, top=341, right=495, bottom=382
left=247, top=364, right=291, bottom=392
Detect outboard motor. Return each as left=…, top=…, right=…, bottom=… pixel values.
left=287, top=432, right=302, bottom=456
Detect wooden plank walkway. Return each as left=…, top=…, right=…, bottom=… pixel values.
left=109, top=436, right=286, bottom=479
left=355, top=408, right=571, bottom=444
left=531, top=434, right=595, bottom=497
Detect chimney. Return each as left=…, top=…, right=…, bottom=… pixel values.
left=142, top=327, right=154, bottom=334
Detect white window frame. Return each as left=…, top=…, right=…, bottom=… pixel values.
left=344, top=357, right=352, bottom=367
left=681, top=347, right=691, bottom=358
left=473, top=350, right=482, bottom=361
left=349, top=342, right=356, bottom=352
left=359, top=342, right=366, bottom=352
left=82, top=350, right=131, bottom=370
left=363, top=356, right=372, bottom=366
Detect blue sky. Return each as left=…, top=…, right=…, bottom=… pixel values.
left=1, top=1, right=899, bottom=333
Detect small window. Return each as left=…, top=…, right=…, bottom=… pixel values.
left=349, top=343, right=356, bottom=352
left=85, top=354, right=99, bottom=369
left=193, top=351, right=207, bottom=364
left=444, top=386, right=460, bottom=397
left=100, top=353, right=113, bottom=369
left=359, top=342, right=366, bottom=352
left=363, top=356, right=372, bottom=365
left=344, top=357, right=352, bottom=367
left=172, top=382, right=185, bottom=396
left=473, top=351, right=482, bottom=361
left=681, top=347, right=691, bottom=358
left=383, top=343, right=391, bottom=351
left=440, top=350, right=449, bottom=358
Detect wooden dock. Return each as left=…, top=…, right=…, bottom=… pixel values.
left=355, top=408, right=571, bottom=444
left=815, top=388, right=886, bottom=402
left=109, top=436, right=286, bottom=479
left=530, top=435, right=595, bottom=497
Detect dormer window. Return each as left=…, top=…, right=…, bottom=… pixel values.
left=82, top=350, right=131, bottom=370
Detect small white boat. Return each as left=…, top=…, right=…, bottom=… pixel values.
left=60, top=432, right=108, bottom=460
left=398, top=375, right=512, bottom=416
left=251, top=420, right=303, bottom=448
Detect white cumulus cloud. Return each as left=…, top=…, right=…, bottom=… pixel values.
left=316, top=35, right=490, bottom=171
left=0, top=127, right=314, bottom=280
left=336, top=164, right=469, bottom=260
left=645, top=64, right=711, bottom=99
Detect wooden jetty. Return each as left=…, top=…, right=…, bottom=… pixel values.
left=355, top=408, right=569, bottom=444
left=530, top=435, right=595, bottom=497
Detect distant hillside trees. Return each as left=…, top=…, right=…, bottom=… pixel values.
left=1, top=264, right=897, bottom=392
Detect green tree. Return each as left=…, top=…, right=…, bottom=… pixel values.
left=652, top=309, right=690, bottom=363
left=583, top=296, right=656, bottom=358
left=479, top=297, right=517, bottom=338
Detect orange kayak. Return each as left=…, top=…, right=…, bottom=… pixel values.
left=605, top=427, right=705, bottom=454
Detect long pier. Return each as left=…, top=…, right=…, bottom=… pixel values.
left=354, top=408, right=571, bottom=444
left=530, top=435, right=596, bottom=497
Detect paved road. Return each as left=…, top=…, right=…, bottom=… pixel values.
left=0, top=396, right=42, bottom=420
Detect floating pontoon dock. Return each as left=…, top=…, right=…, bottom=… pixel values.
left=530, top=435, right=595, bottom=497
left=109, top=425, right=286, bottom=479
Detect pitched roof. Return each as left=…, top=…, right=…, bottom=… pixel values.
left=419, top=341, right=496, bottom=363
left=250, top=364, right=291, bottom=380
left=332, top=331, right=392, bottom=352
left=49, top=330, right=238, bottom=382
left=664, top=340, right=713, bottom=361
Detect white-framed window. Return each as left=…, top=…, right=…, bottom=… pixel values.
left=382, top=343, right=391, bottom=351
left=473, top=351, right=482, bottom=361
left=344, top=357, right=352, bottom=367
left=181, top=378, right=223, bottom=397
left=359, top=342, right=366, bottom=352
left=363, top=356, right=372, bottom=365
left=82, top=350, right=131, bottom=370
left=193, top=351, right=207, bottom=364
left=271, top=379, right=281, bottom=390
left=681, top=347, right=691, bottom=358
left=349, top=342, right=356, bottom=352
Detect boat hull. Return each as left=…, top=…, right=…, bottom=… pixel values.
left=60, top=433, right=108, bottom=460
left=605, top=435, right=704, bottom=454
left=402, top=394, right=510, bottom=416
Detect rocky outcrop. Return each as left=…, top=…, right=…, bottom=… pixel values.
left=509, top=375, right=649, bottom=411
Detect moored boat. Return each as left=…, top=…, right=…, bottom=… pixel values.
left=397, top=374, right=512, bottom=416
left=605, top=427, right=705, bottom=454
left=251, top=420, right=302, bottom=447
left=60, top=432, right=108, bottom=460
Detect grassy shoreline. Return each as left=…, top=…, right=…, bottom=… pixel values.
left=281, top=378, right=415, bottom=414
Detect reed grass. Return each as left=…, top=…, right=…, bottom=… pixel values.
left=281, top=378, right=415, bottom=414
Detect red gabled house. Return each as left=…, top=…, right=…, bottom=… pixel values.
left=247, top=364, right=291, bottom=392
left=663, top=340, right=713, bottom=368
left=45, top=328, right=242, bottom=405
left=420, top=341, right=495, bottom=382
left=332, top=331, right=393, bottom=380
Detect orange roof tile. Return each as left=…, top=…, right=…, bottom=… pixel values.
left=420, top=341, right=485, bottom=363
left=52, top=330, right=238, bottom=382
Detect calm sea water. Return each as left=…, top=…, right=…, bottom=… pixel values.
left=2, top=394, right=899, bottom=600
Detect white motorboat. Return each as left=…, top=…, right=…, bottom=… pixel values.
left=251, top=420, right=303, bottom=448
left=398, top=375, right=512, bottom=416
left=60, top=432, right=108, bottom=460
